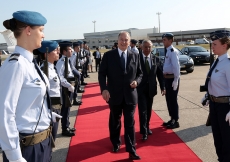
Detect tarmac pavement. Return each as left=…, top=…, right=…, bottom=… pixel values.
left=0, top=63, right=219, bottom=162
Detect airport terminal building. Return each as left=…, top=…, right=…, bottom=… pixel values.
left=83, top=27, right=230, bottom=48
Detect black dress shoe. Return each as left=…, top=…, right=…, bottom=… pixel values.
left=62, top=130, right=75, bottom=137
left=68, top=127, right=76, bottom=132
left=147, top=129, right=152, bottom=135
left=167, top=120, right=180, bottom=129
left=77, top=89, right=85, bottom=93
left=81, top=82, right=87, bottom=85
left=73, top=100, right=82, bottom=105
left=162, top=120, right=172, bottom=126
left=142, top=134, right=148, bottom=141
left=112, top=145, right=120, bottom=153
left=129, top=152, right=141, bottom=160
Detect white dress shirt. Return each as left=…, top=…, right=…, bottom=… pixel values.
left=70, top=51, right=84, bottom=67
left=56, top=55, right=74, bottom=88
left=40, top=62, right=61, bottom=97
left=163, top=45, right=180, bottom=81
left=142, top=53, right=151, bottom=67
left=208, top=53, right=230, bottom=97
left=0, top=46, right=51, bottom=161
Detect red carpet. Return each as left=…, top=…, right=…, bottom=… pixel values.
left=67, top=83, right=201, bottom=162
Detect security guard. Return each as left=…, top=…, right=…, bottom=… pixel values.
left=69, top=42, right=84, bottom=105
left=38, top=40, right=63, bottom=141
left=201, top=30, right=230, bottom=162
left=137, top=40, right=143, bottom=53
left=56, top=41, right=77, bottom=137
left=0, top=10, right=60, bottom=162
left=161, top=33, right=180, bottom=129
left=129, top=39, right=139, bottom=53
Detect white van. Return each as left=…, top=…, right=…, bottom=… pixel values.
left=195, top=38, right=209, bottom=44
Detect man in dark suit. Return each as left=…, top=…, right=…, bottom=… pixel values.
left=93, top=47, right=101, bottom=72
left=98, top=31, right=143, bottom=160
left=137, top=40, right=165, bottom=141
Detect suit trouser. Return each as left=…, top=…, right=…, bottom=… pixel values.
left=61, top=90, right=72, bottom=131
left=109, top=99, right=136, bottom=153
left=52, top=108, right=61, bottom=141
left=138, top=86, right=154, bottom=135
left=3, top=135, right=52, bottom=162
left=165, top=78, right=179, bottom=121
left=95, top=59, right=100, bottom=72
left=210, top=101, right=230, bottom=162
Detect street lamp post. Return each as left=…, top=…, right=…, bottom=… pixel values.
left=92, top=21, right=96, bottom=33
left=156, top=12, right=161, bottom=33
left=181, top=30, right=182, bottom=43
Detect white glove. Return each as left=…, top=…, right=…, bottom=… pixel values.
left=68, top=85, right=74, bottom=93
left=225, top=111, right=230, bottom=126
left=52, top=112, right=62, bottom=123
left=172, top=80, right=178, bottom=91
left=201, top=94, right=209, bottom=106
left=10, top=157, right=27, bottom=162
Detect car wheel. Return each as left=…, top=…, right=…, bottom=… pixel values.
left=186, top=69, right=194, bottom=73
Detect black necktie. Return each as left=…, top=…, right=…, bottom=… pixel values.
left=54, top=66, right=63, bottom=105
left=120, top=52, right=125, bottom=71
left=75, top=53, right=79, bottom=69
left=205, top=58, right=219, bottom=89
left=69, top=59, right=74, bottom=70
left=32, top=58, right=52, bottom=110
left=164, top=48, right=167, bottom=56
left=145, top=57, right=150, bottom=74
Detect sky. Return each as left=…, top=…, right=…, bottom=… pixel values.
left=0, top=0, right=230, bottom=43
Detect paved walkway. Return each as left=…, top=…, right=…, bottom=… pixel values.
left=0, top=64, right=218, bottom=162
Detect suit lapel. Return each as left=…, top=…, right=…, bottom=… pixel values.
left=126, top=50, right=132, bottom=71
left=140, top=52, right=147, bottom=73
left=114, top=49, right=124, bottom=71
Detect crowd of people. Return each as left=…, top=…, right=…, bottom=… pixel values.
left=0, top=10, right=230, bottom=162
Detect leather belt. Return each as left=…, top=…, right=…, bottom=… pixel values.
left=164, top=74, right=174, bottom=79
left=20, top=126, right=52, bottom=147
left=209, top=95, right=230, bottom=103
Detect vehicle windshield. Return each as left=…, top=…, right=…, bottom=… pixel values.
left=189, top=47, right=207, bottom=52
left=155, top=48, right=165, bottom=56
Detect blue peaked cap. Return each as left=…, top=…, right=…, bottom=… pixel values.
left=73, top=42, right=80, bottom=47
left=210, top=30, right=230, bottom=41
left=162, top=33, right=174, bottom=39
left=59, top=41, right=72, bottom=47
left=13, top=10, right=47, bottom=26
left=38, top=41, right=58, bottom=53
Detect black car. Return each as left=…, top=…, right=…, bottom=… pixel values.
left=181, top=46, right=210, bottom=63
left=151, top=47, right=194, bottom=73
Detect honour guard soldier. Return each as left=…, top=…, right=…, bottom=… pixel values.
left=201, top=30, right=230, bottom=162
left=69, top=42, right=84, bottom=105
left=0, top=50, right=2, bottom=67
left=38, top=40, right=63, bottom=141
left=56, top=41, right=77, bottom=137
left=0, top=10, right=61, bottom=162
left=137, top=40, right=165, bottom=140
left=129, top=39, right=139, bottom=53
left=161, top=33, right=180, bottom=129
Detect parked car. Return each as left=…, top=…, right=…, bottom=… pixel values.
left=151, top=47, right=194, bottom=73
left=181, top=46, right=210, bottom=63
left=194, top=38, right=209, bottom=44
